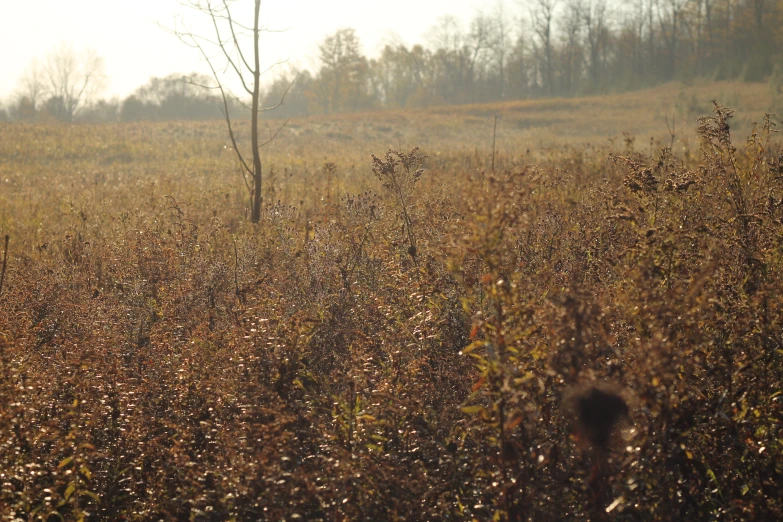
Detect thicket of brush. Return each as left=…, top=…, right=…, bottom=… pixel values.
left=0, top=103, right=781, bottom=520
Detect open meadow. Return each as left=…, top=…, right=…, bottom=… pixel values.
left=0, top=82, right=782, bottom=520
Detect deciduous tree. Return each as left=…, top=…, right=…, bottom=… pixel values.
left=175, top=0, right=294, bottom=223
left=43, top=47, right=106, bottom=122
left=318, top=28, right=369, bottom=113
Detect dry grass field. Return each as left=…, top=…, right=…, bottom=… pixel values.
left=0, top=82, right=782, bottom=520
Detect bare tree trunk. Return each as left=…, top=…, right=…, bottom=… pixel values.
left=251, top=0, right=262, bottom=223
left=705, top=0, right=713, bottom=66
left=648, top=0, right=655, bottom=79
left=695, top=0, right=703, bottom=75
left=532, top=0, right=558, bottom=97
left=176, top=0, right=293, bottom=224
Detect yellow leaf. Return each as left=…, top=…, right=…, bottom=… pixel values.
left=460, top=340, right=485, bottom=355
left=64, top=482, right=76, bottom=501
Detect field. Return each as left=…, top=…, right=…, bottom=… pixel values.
left=0, top=82, right=782, bottom=520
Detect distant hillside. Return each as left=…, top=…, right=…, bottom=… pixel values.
left=265, top=81, right=780, bottom=161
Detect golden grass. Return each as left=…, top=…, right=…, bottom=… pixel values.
left=0, top=87, right=781, bottom=520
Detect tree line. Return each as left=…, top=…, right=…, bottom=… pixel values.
left=2, top=0, right=782, bottom=123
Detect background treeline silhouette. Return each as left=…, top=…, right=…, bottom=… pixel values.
left=3, top=0, right=782, bottom=122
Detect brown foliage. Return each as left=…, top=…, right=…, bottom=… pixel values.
left=0, top=103, right=781, bottom=520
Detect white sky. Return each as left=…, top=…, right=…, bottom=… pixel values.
left=0, top=0, right=515, bottom=102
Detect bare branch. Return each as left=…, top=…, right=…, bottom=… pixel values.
left=258, top=24, right=292, bottom=34
left=259, top=72, right=299, bottom=112
left=204, top=1, right=254, bottom=94
left=43, top=46, right=106, bottom=121
left=183, top=30, right=254, bottom=183
left=258, top=58, right=290, bottom=79
left=175, top=0, right=286, bottom=223
left=222, top=0, right=254, bottom=72
left=258, top=118, right=291, bottom=149
left=181, top=75, right=220, bottom=90
left=165, top=13, right=254, bottom=95
left=232, top=95, right=253, bottom=112
left=222, top=17, right=291, bottom=33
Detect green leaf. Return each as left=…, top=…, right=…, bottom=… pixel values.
left=461, top=405, right=484, bottom=415
left=58, top=456, right=74, bottom=469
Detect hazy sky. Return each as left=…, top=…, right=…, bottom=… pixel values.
left=1, top=0, right=508, bottom=101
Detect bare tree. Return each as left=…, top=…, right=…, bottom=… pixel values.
left=751, top=0, right=770, bottom=30
left=464, top=12, right=494, bottom=102
left=17, top=59, right=46, bottom=118
left=44, top=47, right=106, bottom=122
left=702, top=0, right=714, bottom=61
left=490, top=1, right=512, bottom=99
left=657, top=0, right=687, bottom=79
left=627, top=0, right=646, bottom=79
left=174, top=0, right=293, bottom=223
left=507, top=29, right=530, bottom=98
left=561, top=0, right=584, bottom=95
left=530, top=0, right=559, bottom=96
left=428, top=15, right=464, bottom=53
left=580, top=0, right=609, bottom=88
left=647, top=0, right=656, bottom=77
left=427, top=16, right=467, bottom=103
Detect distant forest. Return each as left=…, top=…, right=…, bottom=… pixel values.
left=3, top=0, right=783, bottom=122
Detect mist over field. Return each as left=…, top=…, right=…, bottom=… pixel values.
left=2, top=0, right=782, bottom=123
left=1, top=1, right=782, bottom=520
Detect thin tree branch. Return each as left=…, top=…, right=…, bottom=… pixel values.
left=258, top=58, right=290, bottom=79
left=223, top=0, right=254, bottom=72
left=258, top=72, right=298, bottom=112
left=204, top=1, right=255, bottom=94
left=0, top=235, right=9, bottom=297
left=182, top=31, right=254, bottom=185
left=258, top=118, right=291, bottom=149
left=181, top=75, right=220, bottom=90
left=165, top=17, right=254, bottom=95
